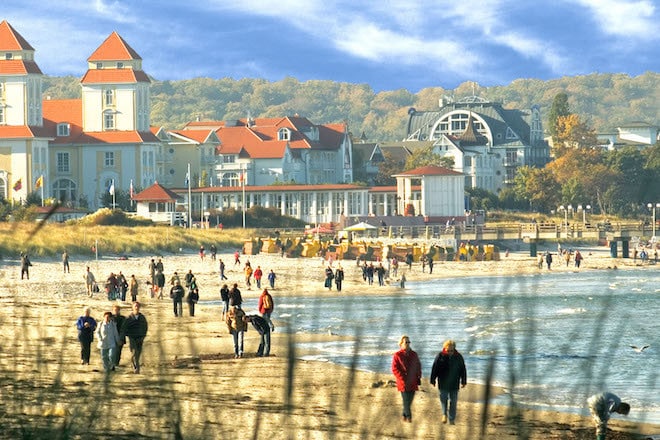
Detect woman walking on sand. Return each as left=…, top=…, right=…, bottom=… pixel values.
left=392, top=335, right=422, bottom=423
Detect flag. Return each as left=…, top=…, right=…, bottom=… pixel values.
left=35, top=175, right=43, bottom=189
left=239, top=170, right=246, bottom=185
left=13, top=178, right=22, bottom=192
left=108, top=179, right=115, bottom=196
left=184, top=171, right=190, bottom=187
left=129, top=179, right=134, bottom=198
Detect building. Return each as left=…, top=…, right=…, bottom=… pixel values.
left=182, top=116, right=353, bottom=187
left=405, top=96, right=549, bottom=194
left=0, top=21, right=164, bottom=207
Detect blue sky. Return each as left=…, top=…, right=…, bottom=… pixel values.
left=4, top=0, right=659, bottom=92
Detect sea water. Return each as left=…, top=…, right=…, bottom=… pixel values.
left=237, top=269, right=659, bottom=424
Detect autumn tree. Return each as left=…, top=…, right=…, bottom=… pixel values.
left=513, top=166, right=561, bottom=212
left=553, top=114, right=599, bottom=157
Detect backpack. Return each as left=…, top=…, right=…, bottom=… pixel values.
left=262, top=294, right=272, bottom=310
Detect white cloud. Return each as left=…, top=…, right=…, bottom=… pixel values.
left=575, top=0, right=658, bottom=39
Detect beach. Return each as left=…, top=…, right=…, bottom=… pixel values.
left=0, top=244, right=658, bottom=439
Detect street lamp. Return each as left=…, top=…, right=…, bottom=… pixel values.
left=577, top=204, right=591, bottom=227
left=558, top=205, right=570, bottom=235
left=648, top=202, right=660, bottom=238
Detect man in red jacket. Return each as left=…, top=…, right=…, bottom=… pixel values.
left=391, top=335, right=422, bottom=423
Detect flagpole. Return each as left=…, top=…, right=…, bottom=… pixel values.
left=242, top=165, right=246, bottom=229
left=187, top=163, right=192, bottom=229
left=112, top=179, right=116, bottom=209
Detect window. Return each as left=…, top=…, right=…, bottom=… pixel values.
left=505, top=127, right=518, bottom=140
left=0, top=83, right=4, bottom=100
left=0, top=106, right=4, bottom=124
left=104, top=89, right=115, bottom=107
left=96, top=62, right=103, bottom=69
left=117, top=62, right=124, bottom=68
left=104, top=152, right=115, bottom=167
left=56, top=152, right=70, bottom=173
left=278, top=128, right=291, bottom=141
left=5, top=53, right=12, bottom=60
left=56, top=123, right=70, bottom=137
left=52, top=178, right=77, bottom=203
left=222, top=155, right=235, bottom=164
left=104, top=111, right=115, bottom=130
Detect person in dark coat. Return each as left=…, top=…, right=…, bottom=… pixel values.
left=155, top=269, right=166, bottom=299
left=76, top=306, right=97, bottom=365
left=334, top=265, right=345, bottom=291
left=430, top=339, right=467, bottom=425
left=324, top=266, right=334, bottom=290
left=228, top=283, right=242, bottom=308
left=120, top=302, right=148, bottom=374
left=111, top=304, right=126, bottom=366
left=170, top=280, right=185, bottom=317
left=220, top=284, right=230, bottom=318
left=246, top=314, right=271, bottom=357
left=20, top=252, right=32, bottom=280
left=187, top=288, right=199, bottom=317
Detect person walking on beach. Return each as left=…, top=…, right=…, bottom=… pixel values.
left=228, top=283, right=242, bottom=308
left=226, top=305, right=247, bottom=358
left=170, top=280, right=185, bottom=317
left=234, top=250, right=241, bottom=265
left=111, top=304, right=126, bottom=366
left=20, top=252, right=32, bottom=280
left=76, top=306, right=97, bottom=365
left=84, top=266, right=96, bottom=297
left=392, top=335, right=422, bottom=423
left=246, top=314, right=271, bottom=357
left=253, top=266, right=263, bottom=289
left=62, top=250, right=70, bottom=273
left=129, top=274, right=139, bottom=302
left=96, top=311, right=120, bottom=373
left=267, top=269, right=276, bottom=289
left=117, top=271, right=128, bottom=302
left=219, top=259, right=228, bottom=280
left=121, top=302, right=148, bottom=374
left=545, top=251, right=553, bottom=270
left=376, top=263, right=386, bottom=286
left=258, top=288, right=275, bottom=332
left=575, top=250, right=583, bottom=268
left=199, top=245, right=205, bottom=261
left=334, top=264, right=345, bottom=291
left=587, top=391, right=630, bottom=440
left=210, top=244, right=217, bottom=261
left=154, top=269, right=166, bottom=300
left=324, top=265, right=334, bottom=290
left=220, top=284, right=230, bottom=318
left=428, top=256, right=434, bottom=274
left=430, top=339, right=467, bottom=425
left=244, top=263, right=253, bottom=289
left=187, top=287, right=199, bottom=317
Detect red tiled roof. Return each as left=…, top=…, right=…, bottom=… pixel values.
left=212, top=117, right=347, bottom=159
left=0, top=125, right=37, bottom=138
left=42, top=99, right=83, bottom=143
left=0, top=20, right=34, bottom=51
left=80, top=69, right=150, bottom=84
left=394, top=165, right=463, bottom=177
left=169, top=129, right=217, bottom=144
left=87, top=31, right=142, bottom=61
left=75, top=131, right=160, bottom=144
left=0, top=60, right=42, bottom=75
left=179, top=183, right=368, bottom=194
left=133, top=182, right=182, bottom=202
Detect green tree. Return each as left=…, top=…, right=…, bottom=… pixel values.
left=404, top=146, right=454, bottom=170
left=547, top=92, right=570, bottom=140
left=374, top=152, right=404, bottom=186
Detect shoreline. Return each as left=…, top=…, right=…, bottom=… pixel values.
left=1, top=246, right=658, bottom=439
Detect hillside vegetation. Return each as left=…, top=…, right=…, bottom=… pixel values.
left=42, top=72, right=660, bottom=141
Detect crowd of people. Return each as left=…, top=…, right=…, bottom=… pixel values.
left=73, top=245, right=280, bottom=373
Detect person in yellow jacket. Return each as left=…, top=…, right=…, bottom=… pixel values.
left=226, top=306, right=248, bottom=358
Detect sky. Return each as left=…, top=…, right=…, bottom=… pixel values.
left=4, top=0, right=659, bottom=92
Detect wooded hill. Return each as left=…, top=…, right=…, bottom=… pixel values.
left=42, top=72, right=659, bottom=141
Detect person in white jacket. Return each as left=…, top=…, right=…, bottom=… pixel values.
left=96, top=311, right=120, bottom=372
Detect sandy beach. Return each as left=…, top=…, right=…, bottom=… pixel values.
left=0, top=243, right=657, bottom=439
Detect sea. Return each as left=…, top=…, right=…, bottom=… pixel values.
left=225, top=268, right=660, bottom=425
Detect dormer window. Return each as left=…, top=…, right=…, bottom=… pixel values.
left=278, top=128, right=291, bottom=141
left=57, top=123, right=70, bottom=137
left=96, top=62, right=103, bottom=69
left=117, top=62, right=124, bottom=69
left=104, top=89, right=115, bottom=107
left=505, top=127, right=518, bottom=140
left=5, top=53, right=13, bottom=60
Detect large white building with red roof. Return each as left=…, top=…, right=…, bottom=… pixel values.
left=0, top=21, right=162, bottom=208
